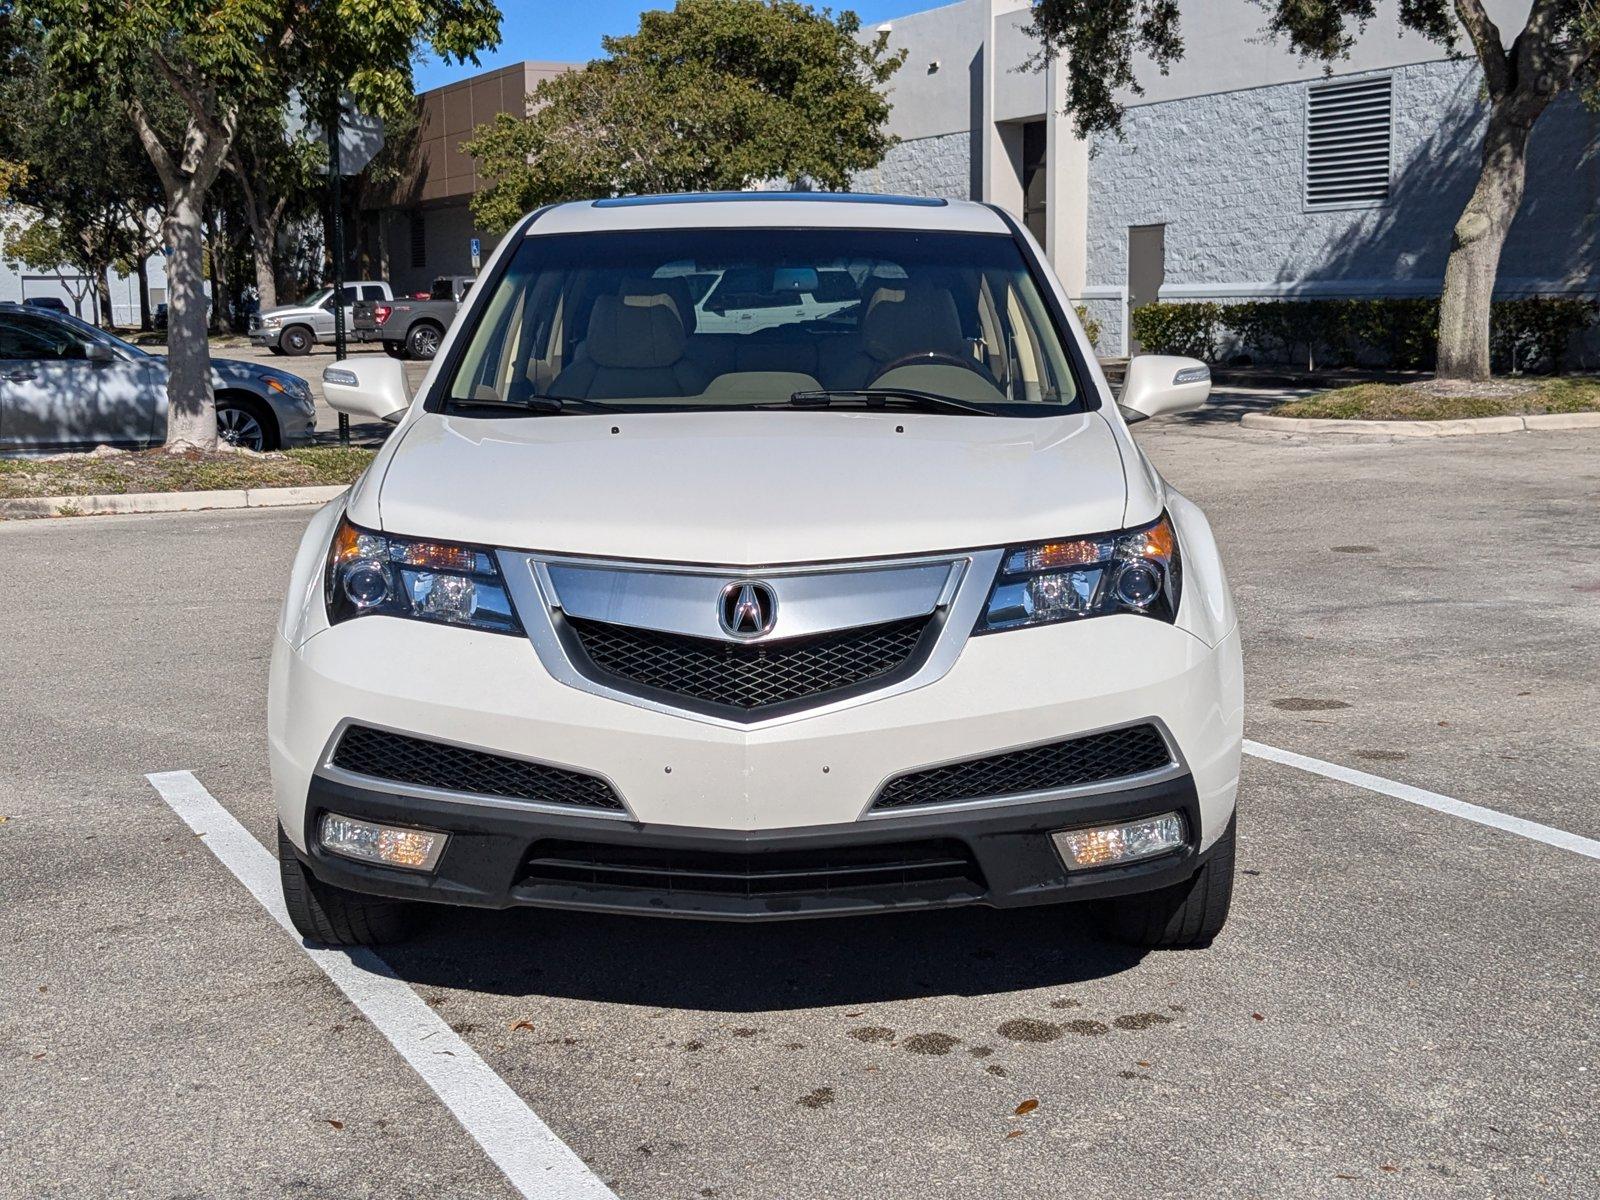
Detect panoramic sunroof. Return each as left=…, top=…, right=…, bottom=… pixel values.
left=591, top=192, right=948, bottom=209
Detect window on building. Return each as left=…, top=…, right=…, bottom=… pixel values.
left=1305, top=75, right=1392, bottom=208
left=410, top=214, right=427, bottom=269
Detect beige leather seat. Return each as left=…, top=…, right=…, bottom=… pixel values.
left=819, top=282, right=968, bottom=389
left=550, top=295, right=710, bottom=400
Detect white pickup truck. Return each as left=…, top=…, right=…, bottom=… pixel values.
left=250, top=281, right=393, bottom=356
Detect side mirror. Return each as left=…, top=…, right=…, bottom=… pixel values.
left=85, top=343, right=117, bottom=364
left=1118, top=355, right=1211, bottom=423
left=322, top=358, right=411, bottom=424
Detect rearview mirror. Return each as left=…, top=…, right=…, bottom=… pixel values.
left=1118, top=355, right=1211, bottom=423
left=322, top=358, right=411, bottom=424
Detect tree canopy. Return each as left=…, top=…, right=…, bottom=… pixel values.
left=1026, top=0, right=1599, bottom=379
left=20, top=0, right=502, bottom=448
left=467, top=0, right=906, bottom=234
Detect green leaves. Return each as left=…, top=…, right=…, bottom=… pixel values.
left=465, top=0, right=906, bottom=234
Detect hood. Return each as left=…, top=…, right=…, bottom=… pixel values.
left=365, top=409, right=1130, bottom=565
left=257, top=304, right=317, bottom=319
left=146, top=353, right=306, bottom=395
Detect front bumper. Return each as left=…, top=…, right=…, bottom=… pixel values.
left=292, top=770, right=1206, bottom=920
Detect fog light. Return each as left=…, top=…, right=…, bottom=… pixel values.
left=1053, top=812, right=1185, bottom=869
left=319, top=813, right=447, bottom=871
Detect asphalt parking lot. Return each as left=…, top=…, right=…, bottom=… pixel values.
left=3, top=415, right=1597, bottom=1199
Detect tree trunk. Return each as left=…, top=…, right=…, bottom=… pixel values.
left=164, top=185, right=218, bottom=452
left=207, top=213, right=230, bottom=335
left=376, top=207, right=392, bottom=283
left=252, top=236, right=278, bottom=311
left=1435, top=101, right=1535, bottom=380
left=136, top=257, right=151, bottom=331
left=95, top=267, right=114, bottom=328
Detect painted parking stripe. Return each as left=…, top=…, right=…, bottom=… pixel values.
left=145, top=771, right=617, bottom=1200
left=1243, top=741, right=1600, bottom=861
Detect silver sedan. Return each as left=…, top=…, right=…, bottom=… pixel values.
left=0, top=306, right=316, bottom=454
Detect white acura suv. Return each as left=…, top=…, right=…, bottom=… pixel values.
left=271, top=193, right=1242, bottom=950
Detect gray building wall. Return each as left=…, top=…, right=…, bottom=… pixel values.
left=1081, top=58, right=1600, bottom=351
left=852, top=131, right=974, bottom=199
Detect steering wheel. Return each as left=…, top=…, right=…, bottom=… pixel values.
left=866, top=349, right=1001, bottom=389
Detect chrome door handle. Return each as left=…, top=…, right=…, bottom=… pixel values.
left=1, top=369, right=36, bottom=382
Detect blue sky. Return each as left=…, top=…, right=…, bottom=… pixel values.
left=413, top=1, right=942, bottom=90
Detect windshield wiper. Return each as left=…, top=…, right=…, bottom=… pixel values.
left=784, top=388, right=997, bottom=416
left=444, top=394, right=613, bottom=416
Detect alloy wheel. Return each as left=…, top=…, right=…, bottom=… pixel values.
left=217, top=405, right=266, bottom=452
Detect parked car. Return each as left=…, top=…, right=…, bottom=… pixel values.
left=22, top=296, right=71, bottom=315
left=274, top=193, right=1238, bottom=950
left=251, top=282, right=392, bottom=356
left=0, top=305, right=315, bottom=452
left=352, top=274, right=474, bottom=361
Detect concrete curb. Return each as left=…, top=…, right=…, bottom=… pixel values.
left=1240, top=411, right=1600, bottom=438
left=0, top=483, right=348, bottom=520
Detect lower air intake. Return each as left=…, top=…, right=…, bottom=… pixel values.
left=872, top=723, right=1173, bottom=811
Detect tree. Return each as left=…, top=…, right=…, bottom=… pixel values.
left=22, top=0, right=501, bottom=452
left=1, top=218, right=98, bottom=316
left=0, top=23, right=163, bottom=327
left=466, top=0, right=906, bottom=234
left=225, top=107, right=325, bottom=312
left=1027, top=0, right=1600, bottom=381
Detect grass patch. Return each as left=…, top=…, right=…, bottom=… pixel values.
left=1272, top=376, right=1600, bottom=421
left=0, top=446, right=375, bottom=500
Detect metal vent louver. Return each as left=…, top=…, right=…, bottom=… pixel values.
left=1305, top=75, right=1392, bottom=207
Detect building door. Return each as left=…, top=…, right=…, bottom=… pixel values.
left=1021, top=121, right=1047, bottom=246
left=1126, top=224, right=1165, bottom=355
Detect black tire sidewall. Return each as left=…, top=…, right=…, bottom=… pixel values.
left=281, top=326, right=313, bottom=355
left=406, top=324, right=442, bottom=360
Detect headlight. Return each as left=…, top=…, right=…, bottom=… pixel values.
left=262, top=316, right=281, bottom=328
left=976, top=513, right=1181, bottom=633
left=325, top=517, right=522, bottom=635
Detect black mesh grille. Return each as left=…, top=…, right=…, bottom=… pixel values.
left=331, top=725, right=625, bottom=811
left=872, top=724, right=1173, bottom=811
left=566, top=616, right=930, bottom=714
left=521, top=838, right=983, bottom=897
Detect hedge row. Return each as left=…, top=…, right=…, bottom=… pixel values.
left=1128, top=297, right=1598, bottom=373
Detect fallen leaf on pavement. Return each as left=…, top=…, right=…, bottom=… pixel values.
left=1005, top=1130, right=1024, bottom=1139
left=1014, top=1099, right=1039, bottom=1116
left=511, top=1020, right=535, bottom=1031
left=326, top=1119, right=344, bottom=1131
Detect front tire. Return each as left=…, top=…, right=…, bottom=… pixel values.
left=278, top=826, right=419, bottom=947
left=279, top=325, right=314, bottom=356
left=215, top=397, right=276, bottom=452
left=1101, top=815, right=1236, bottom=949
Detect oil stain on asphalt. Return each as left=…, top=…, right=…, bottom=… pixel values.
left=901, top=1033, right=961, bottom=1056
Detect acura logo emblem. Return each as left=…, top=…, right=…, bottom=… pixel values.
left=719, top=580, right=777, bottom=638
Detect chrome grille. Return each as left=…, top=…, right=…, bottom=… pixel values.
left=330, top=725, right=624, bottom=811
left=872, top=724, right=1173, bottom=811
left=565, top=615, right=931, bottom=716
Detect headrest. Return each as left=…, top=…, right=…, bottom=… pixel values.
left=621, top=277, right=696, bottom=334
left=585, top=295, right=687, bottom=369
left=862, top=283, right=965, bottom=362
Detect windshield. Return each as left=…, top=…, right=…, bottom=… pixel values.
left=301, top=288, right=333, bottom=308
left=54, top=311, right=147, bottom=359
left=440, top=228, right=1083, bottom=416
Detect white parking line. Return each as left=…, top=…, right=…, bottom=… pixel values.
left=145, top=771, right=618, bottom=1200
left=1243, top=741, right=1600, bottom=861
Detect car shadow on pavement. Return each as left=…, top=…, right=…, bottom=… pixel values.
left=379, top=903, right=1148, bottom=1011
